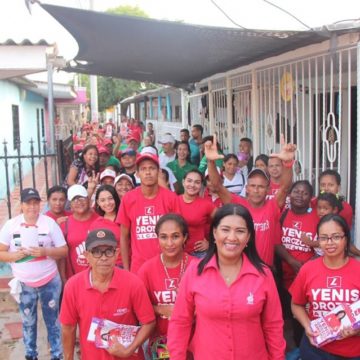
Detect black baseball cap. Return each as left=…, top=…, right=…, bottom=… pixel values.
left=85, top=229, right=117, bottom=250
left=21, top=188, right=41, bottom=202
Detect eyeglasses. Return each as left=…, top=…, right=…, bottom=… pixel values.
left=90, top=247, right=116, bottom=258
left=71, top=197, right=88, bottom=204
left=318, top=234, right=345, bottom=243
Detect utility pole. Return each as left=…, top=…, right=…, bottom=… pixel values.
left=89, top=0, right=98, bottom=123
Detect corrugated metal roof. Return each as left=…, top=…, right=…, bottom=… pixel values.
left=0, top=39, right=52, bottom=46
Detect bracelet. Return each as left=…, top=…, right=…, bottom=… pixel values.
left=282, top=160, right=295, bottom=168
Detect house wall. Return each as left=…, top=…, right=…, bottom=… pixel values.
left=0, top=80, right=45, bottom=199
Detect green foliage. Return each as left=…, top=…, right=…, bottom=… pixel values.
left=106, top=5, right=149, bottom=18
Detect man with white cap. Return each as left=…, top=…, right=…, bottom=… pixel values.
left=114, top=173, right=135, bottom=200
left=100, top=168, right=116, bottom=185
left=59, top=184, right=99, bottom=281
left=158, top=133, right=176, bottom=167
left=116, top=150, right=179, bottom=272
left=60, top=228, right=155, bottom=360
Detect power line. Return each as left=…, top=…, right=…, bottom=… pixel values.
left=210, top=0, right=248, bottom=30
left=262, top=0, right=313, bottom=30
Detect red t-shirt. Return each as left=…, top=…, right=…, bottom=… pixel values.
left=230, top=195, right=281, bottom=266
left=289, top=257, right=360, bottom=357
left=137, top=254, right=196, bottom=337
left=116, top=187, right=179, bottom=273
left=178, top=196, right=215, bottom=253
left=45, top=210, right=71, bottom=221
left=267, top=181, right=280, bottom=200
left=203, top=189, right=224, bottom=208
left=311, top=197, right=353, bottom=229
left=61, top=212, right=99, bottom=279
left=60, top=268, right=155, bottom=360
left=281, top=209, right=318, bottom=289
left=89, top=217, right=122, bottom=267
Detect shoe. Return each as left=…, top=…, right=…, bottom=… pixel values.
left=25, top=356, right=38, bottom=360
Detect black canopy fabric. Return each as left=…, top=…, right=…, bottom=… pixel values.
left=41, top=3, right=332, bottom=90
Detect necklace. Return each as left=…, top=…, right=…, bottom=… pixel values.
left=160, top=253, right=188, bottom=287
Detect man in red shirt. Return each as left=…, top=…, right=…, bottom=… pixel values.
left=60, top=229, right=155, bottom=360
left=205, top=135, right=296, bottom=267
left=116, top=152, right=179, bottom=272
left=267, top=157, right=283, bottom=199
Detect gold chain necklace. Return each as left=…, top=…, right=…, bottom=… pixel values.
left=160, top=253, right=188, bottom=287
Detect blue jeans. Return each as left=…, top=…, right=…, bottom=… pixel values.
left=300, top=334, right=360, bottom=360
left=19, top=273, right=63, bottom=359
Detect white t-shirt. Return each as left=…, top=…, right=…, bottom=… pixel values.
left=223, top=171, right=246, bottom=196
left=159, top=152, right=176, bottom=168
left=0, top=214, right=66, bottom=283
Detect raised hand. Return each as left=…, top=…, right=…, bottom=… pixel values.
left=204, top=134, right=224, bottom=161
left=270, top=134, right=296, bottom=162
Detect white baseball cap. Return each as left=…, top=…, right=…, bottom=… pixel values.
left=158, top=134, right=176, bottom=144
left=67, top=184, right=88, bottom=201
left=100, top=168, right=116, bottom=181
left=114, top=173, right=135, bottom=188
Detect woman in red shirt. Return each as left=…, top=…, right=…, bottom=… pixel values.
left=178, top=169, right=216, bottom=257
left=167, top=204, right=286, bottom=359
left=138, top=214, right=194, bottom=359
left=90, top=184, right=122, bottom=266
left=290, top=214, right=360, bottom=359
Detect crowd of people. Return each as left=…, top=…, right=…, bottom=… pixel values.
left=0, top=116, right=360, bottom=360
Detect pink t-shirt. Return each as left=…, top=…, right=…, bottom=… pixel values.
left=60, top=267, right=155, bottom=360
left=281, top=209, right=318, bottom=288
left=0, top=214, right=66, bottom=284
left=178, top=196, right=215, bottom=253
left=61, top=212, right=99, bottom=279
left=137, top=254, right=195, bottom=337
left=116, top=187, right=179, bottom=273
left=231, top=195, right=281, bottom=266
left=167, top=255, right=286, bottom=360
left=290, top=257, right=360, bottom=357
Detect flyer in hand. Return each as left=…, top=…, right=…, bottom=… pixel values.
left=87, top=317, right=140, bottom=349
left=310, top=300, right=360, bottom=347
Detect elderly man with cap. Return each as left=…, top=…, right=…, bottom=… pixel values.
left=158, top=133, right=176, bottom=167
left=0, top=188, right=68, bottom=360
left=60, top=229, right=155, bottom=360
left=116, top=149, right=180, bottom=273
left=59, top=184, right=99, bottom=281
left=204, top=135, right=296, bottom=268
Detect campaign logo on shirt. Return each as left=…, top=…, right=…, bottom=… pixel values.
left=113, top=308, right=129, bottom=317
left=246, top=292, right=254, bottom=305
left=165, top=278, right=179, bottom=290
left=254, top=220, right=270, bottom=232
left=292, top=221, right=302, bottom=230
left=145, top=206, right=155, bottom=215
left=327, top=276, right=342, bottom=288
left=135, top=213, right=161, bottom=240
left=311, top=287, right=360, bottom=317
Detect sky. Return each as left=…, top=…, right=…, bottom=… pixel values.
left=0, top=0, right=359, bottom=81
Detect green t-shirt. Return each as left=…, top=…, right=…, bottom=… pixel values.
left=167, top=160, right=197, bottom=194
left=198, top=154, right=223, bottom=174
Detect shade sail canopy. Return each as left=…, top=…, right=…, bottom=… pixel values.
left=41, top=3, right=335, bottom=90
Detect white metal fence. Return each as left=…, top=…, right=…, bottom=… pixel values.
left=188, top=43, right=358, bottom=201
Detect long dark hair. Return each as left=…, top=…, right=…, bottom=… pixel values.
left=80, top=144, right=100, bottom=173
left=317, top=214, right=350, bottom=257
left=95, top=184, right=120, bottom=217
left=198, top=204, right=265, bottom=275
